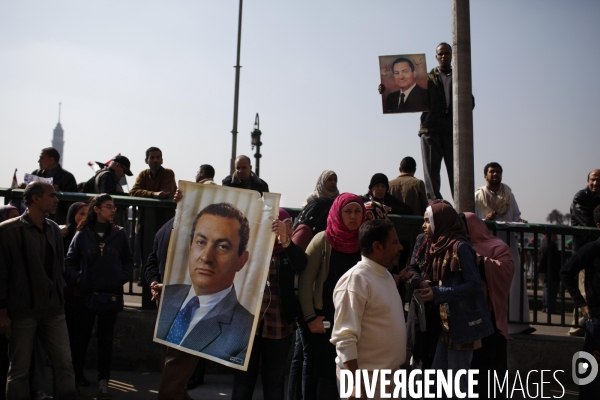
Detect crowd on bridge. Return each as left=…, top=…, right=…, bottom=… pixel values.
left=1, top=41, right=599, bottom=400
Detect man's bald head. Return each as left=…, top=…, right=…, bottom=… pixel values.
left=235, top=155, right=252, bottom=181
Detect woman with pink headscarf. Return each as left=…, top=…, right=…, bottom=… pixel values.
left=464, top=212, right=515, bottom=392
left=298, top=193, right=366, bottom=399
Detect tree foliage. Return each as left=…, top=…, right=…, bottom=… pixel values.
left=546, top=209, right=569, bottom=224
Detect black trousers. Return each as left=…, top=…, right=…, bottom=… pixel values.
left=72, top=297, right=118, bottom=381
left=232, top=333, right=293, bottom=400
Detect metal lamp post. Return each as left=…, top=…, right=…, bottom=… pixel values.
left=250, top=113, right=262, bottom=177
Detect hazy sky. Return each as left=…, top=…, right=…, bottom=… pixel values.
left=1, top=1, right=598, bottom=223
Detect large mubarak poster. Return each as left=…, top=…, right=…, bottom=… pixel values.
left=153, top=181, right=280, bottom=370
left=379, top=53, right=429, bottom=114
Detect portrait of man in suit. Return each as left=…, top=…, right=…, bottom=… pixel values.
left=382, top=56, right=429, bottom=113
left=156, top=202, right=254, bottom=365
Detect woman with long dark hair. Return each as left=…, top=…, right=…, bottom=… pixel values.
left=298, top=193, right=365, bottom=399
left=65, top=194, right=133, bottom=399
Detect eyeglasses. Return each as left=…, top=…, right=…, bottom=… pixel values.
left=100, top=205, right=117, bottom=210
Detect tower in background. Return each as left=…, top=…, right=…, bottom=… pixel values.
left=52, top=102, right=65, bottom=164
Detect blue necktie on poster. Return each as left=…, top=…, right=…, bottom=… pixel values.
left=166, top=296, right=199, bottom=345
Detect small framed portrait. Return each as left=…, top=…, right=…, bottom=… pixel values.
left=379, top=54, right=429, bottom=114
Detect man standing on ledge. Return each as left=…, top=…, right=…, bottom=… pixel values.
left=379, top=43, right=473, bottom=201
left=330, top=219, right=407, bottom=399
left=419, top=42, right=475, bottom=201
left=474, top=162, right=533, bottom=335
left=222, top=155, right=269, bottom=195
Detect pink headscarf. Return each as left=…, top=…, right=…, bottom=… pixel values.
left=325, top=193, right=365, bottom=254
left=465, top=212, right=515, bottom=339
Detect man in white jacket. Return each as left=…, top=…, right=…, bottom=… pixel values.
left=331, top=219, right=408, bottom=399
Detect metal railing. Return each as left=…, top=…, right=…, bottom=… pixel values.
left=1, top=188, right=176, bottom=309
left=3, top=187, right=599, bottom=326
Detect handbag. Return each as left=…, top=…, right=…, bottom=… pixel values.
left=85, top=292, right=124, bottom=313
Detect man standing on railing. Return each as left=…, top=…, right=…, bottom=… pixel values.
left=568, top=169, right=600, bottom=336
left=474, top=162, right=534, bottom=335
left=32, top=147, right=77, bottom=224
left=560, top=204, right=600, bottom=400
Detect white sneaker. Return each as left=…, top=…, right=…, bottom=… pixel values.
left=98, top=379, right=112, bottom=400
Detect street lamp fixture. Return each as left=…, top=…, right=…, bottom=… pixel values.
left=250, top=113, right=262, bottom=177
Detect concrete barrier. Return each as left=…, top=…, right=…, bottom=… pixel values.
left=90, top=307, right=585, bottom=383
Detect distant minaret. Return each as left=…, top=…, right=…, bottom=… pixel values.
left=52, top=102, right=65, bottom=164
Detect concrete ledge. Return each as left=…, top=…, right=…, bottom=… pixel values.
left=86, top=307, right=162, bottom=371
left=508, top=333, right=583, bottom=383
left=92, top=307, right=585, bottom=382
left=86, top=307, right=230, bottom=373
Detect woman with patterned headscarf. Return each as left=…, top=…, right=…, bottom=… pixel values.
left=298, top=193, right=365, bottom=399
left=406, top=200, right=448, bottom=370
left=415, top=203, right=493, bottom=396
left=303, top=170, right=339, bottom=206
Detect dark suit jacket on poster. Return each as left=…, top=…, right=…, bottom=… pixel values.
left=385, top=84, right=429, bottom=113
left=156, top=284, right=254, bottom=365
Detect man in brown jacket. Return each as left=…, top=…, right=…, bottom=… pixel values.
left=389, top=156, right=428, bottom=217
left=129, top=146, right=177, bottom=227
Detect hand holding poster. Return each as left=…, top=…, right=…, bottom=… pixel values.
left=154, top=181, right=280, bottom=370
left=379, top=53, right=429, bottom=114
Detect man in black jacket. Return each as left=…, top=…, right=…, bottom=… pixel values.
left=222, top=155, right=269, bottom=195
left=560, top=205, right=600, bottom=399
left=32, top=147, right=77, bottom=224
left=360, top=173, right=413, bottom=217
left=568, top=169, right=600, bottom=336
left=96, top=155, right=133, bottom=195
left=0, top=182, right=76, bottom=399
left=418, top=42, right=475, bottom=201
left=572, top=170, right=600, bottom=251
left=379, top=43, right=474, bottom=201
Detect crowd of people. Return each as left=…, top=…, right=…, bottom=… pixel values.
left=0, top=41, right=598, bottom=400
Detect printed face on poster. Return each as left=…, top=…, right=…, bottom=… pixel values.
left=379, top=54, right=429, bottom=114
left=153, top=181, right=280, bottom=370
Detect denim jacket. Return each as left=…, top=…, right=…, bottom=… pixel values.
left=432, top=242, right=493, bottom=345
